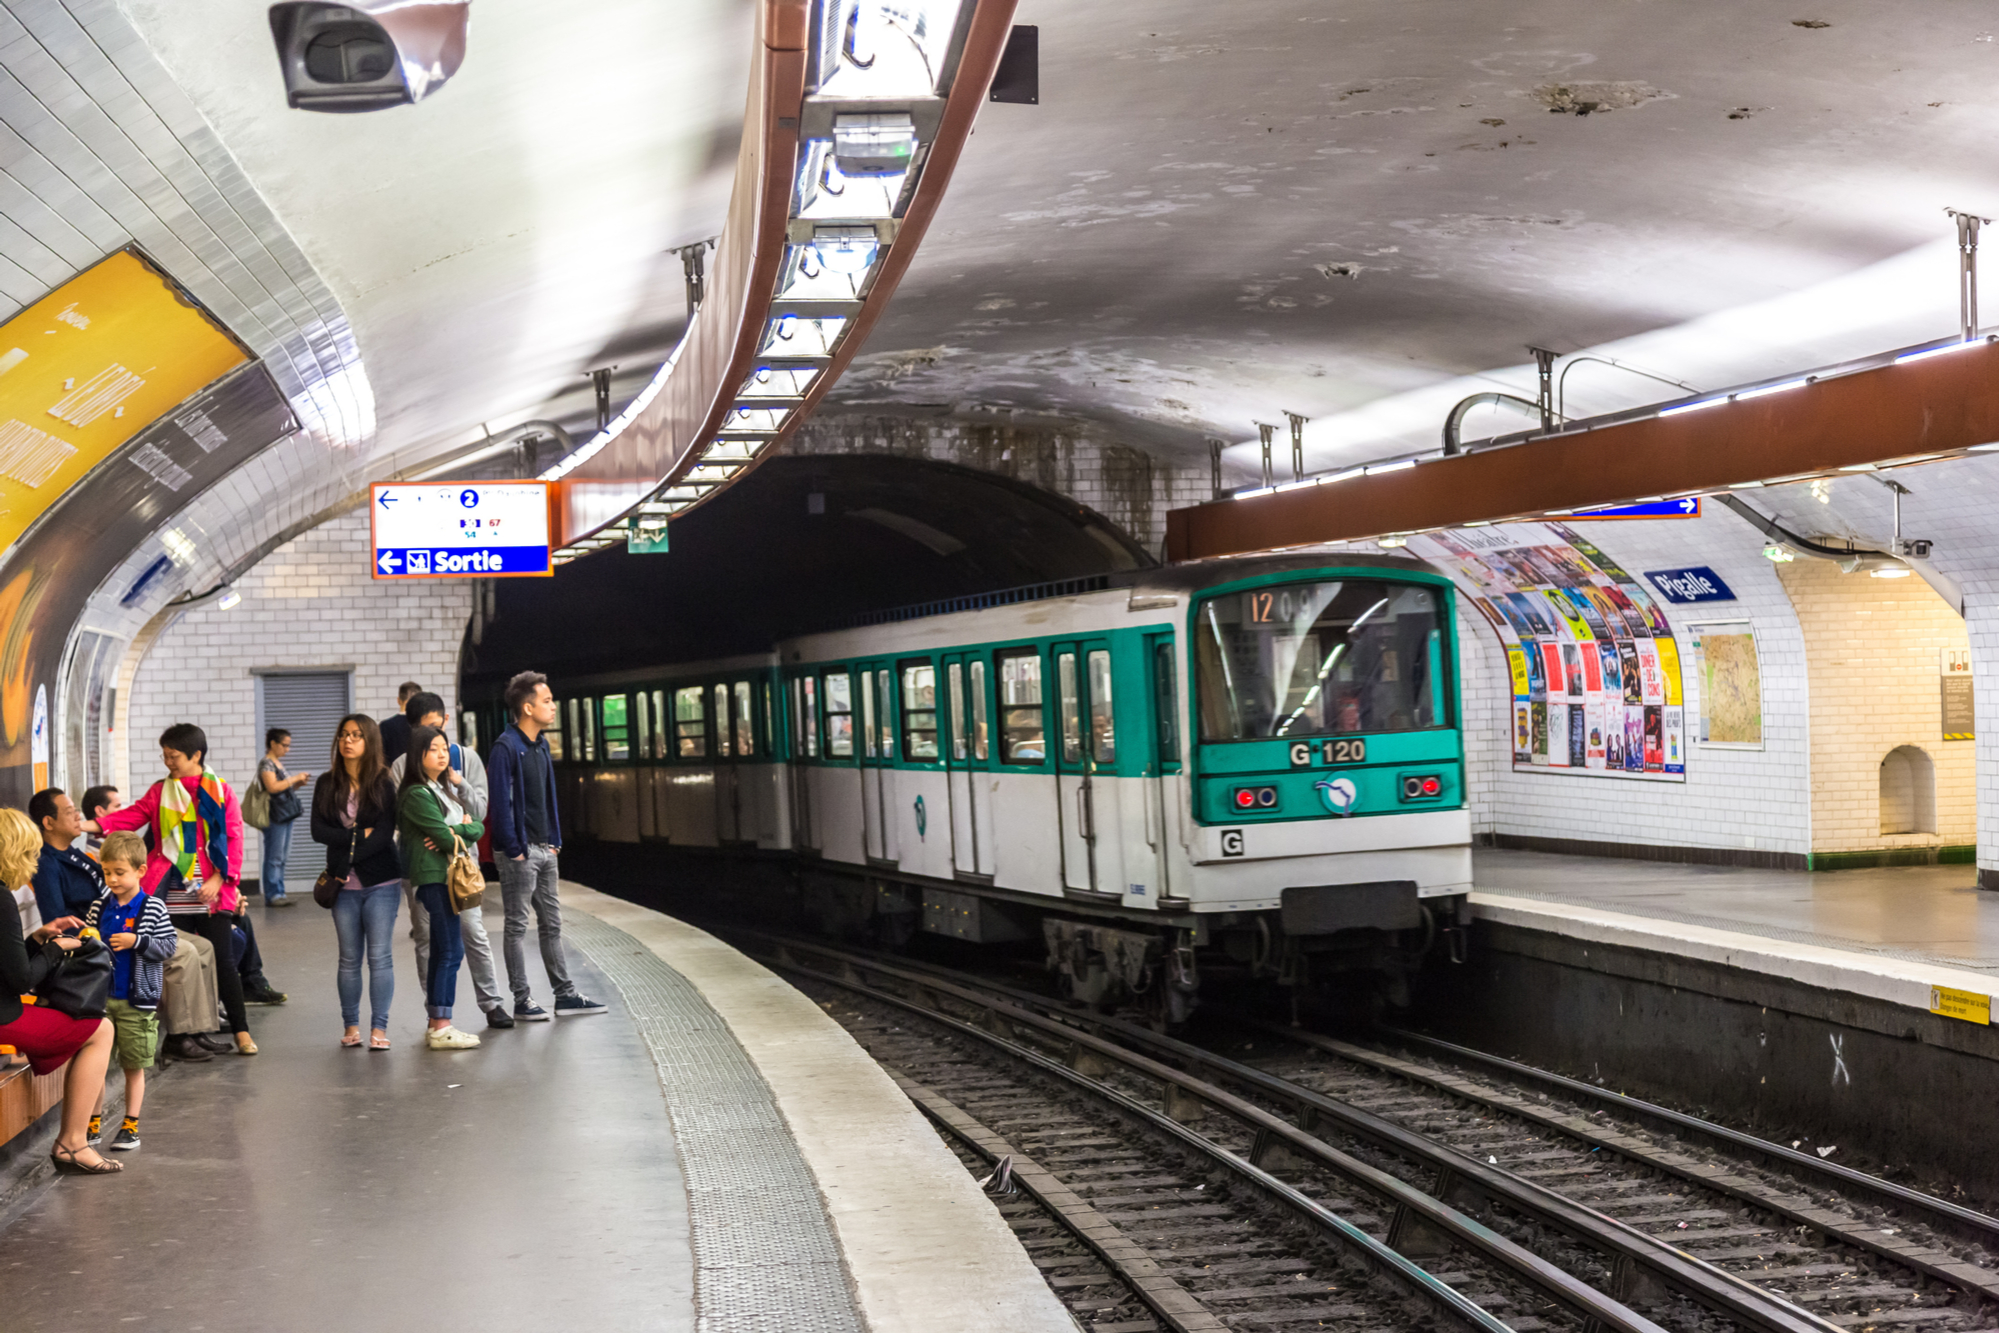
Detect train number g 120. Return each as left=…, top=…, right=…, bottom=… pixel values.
left=1290, top=738, right=1368, bottom=767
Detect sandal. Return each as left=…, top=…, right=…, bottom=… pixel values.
left=340, top=1030, right=363, bottom=1048
left=51, top=1142, right=122, bottom=1175
left=368, top=1031, right=391, bottom=1051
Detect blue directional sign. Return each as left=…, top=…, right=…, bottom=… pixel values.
left=370, top=481, right=552, bottom=579
left=1558, top=497, right=1702, bottom=519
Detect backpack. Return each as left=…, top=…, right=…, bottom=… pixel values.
left=241, top=774, right=272, bottom=830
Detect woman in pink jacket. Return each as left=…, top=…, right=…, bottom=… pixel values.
left=91, top=723, right=257, bottom=1055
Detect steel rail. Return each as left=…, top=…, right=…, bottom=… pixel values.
left=756, top=937, right=1671, bottom=1333
left=783, top=954, right=1541, bottom=1333
left=896, top=1072, right=1232, bottom=1333
left=755, top=933, right=1843, bottom=1333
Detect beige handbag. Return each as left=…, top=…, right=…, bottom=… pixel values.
left=446, top=830, right=485, bottom=913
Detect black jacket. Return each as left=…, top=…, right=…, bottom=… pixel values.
left=1, top=891, right=62, bottom=1026
left=310, top=771, right=402, bottom=888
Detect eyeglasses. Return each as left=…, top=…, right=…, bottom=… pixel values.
left=337, top=731, right=365, bottom=743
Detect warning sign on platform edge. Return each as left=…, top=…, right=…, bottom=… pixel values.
left=1928, top=984, right=1991, bottom=1025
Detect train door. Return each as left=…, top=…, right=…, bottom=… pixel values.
left=857, top=661, right=895, bottom=863
left=1052, top=640, right=1118, bottom=893
left=788, top=674, right=818, bottom=851
left=1143, top=632, right=1181, bottom=901
left=712, top=681, right=744, bottom=843
left=942, top=653, right=996, bottom=878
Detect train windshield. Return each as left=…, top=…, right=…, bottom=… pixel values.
left=1195, top=580, right=1444, bottom=741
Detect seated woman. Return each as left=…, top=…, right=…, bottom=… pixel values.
left=0, top=807, right=119, bottom=1174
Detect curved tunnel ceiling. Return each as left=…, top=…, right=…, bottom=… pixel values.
left=827, top=0, right=1999, bottom=475
left=467, top=452, right=1152, bottom=687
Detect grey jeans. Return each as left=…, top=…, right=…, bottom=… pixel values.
left=406, top=883, right=503, bottom=1014
left=497, top=845, right=574, bottom=1002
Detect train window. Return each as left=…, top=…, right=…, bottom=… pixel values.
left=901, top=660, right=938, bottom=759
left=1153, top=642, right=1179, bottom=762
left=824, top=671, right=852, bottom=757
left=1057, top=653, right=1082, bottom=763
left=674, top=686, right=706, bottom=758
left=713, top=683, right=733, bottom=758
left=946, top=663, right=966, bottom=760
left=999, top=649, right=1045, bottom=763
left=1196, top=580, right=1444, bottom=741
left=565, top=698, right=579, bottom=754
left=651, top=690, right=667, bottom=758
left=875, top=669, right=895, bottom=758
left=1087, top=649, right=1115, bottom=765
left=970, top=659, right=990, bottom=761
left=801, top=676, right=820, bottom=758
left=602, top=694, right=631, bottom=762
left=762, top=683, right=774, bottom=758
left=583, top=697, right=597, bottom=762
left=735, top=681, right=755, bottom=757
left=632, top=691, right=650, bottom=759
left=859, top=671, right=877, bottom=758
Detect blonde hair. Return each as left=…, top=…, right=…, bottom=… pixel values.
left=0, top=807, right=39, bottom=889
left=99, top=830, right=147, bottom=872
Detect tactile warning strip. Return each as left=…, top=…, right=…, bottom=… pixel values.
left=564, top=911, right=861, bottom=1333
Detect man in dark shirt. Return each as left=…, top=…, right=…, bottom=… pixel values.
left=377, top=680, right=423, bottom=769
left=487, top=670, right=604, bottom=1021
left=29, top=788, right=103, bottom=925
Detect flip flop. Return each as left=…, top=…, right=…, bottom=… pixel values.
left=340, top=1031, right=362, bottom=1048
left=369, top=1032, right=391, bottom=1051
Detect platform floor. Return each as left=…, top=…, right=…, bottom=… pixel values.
left=0, top=885, right=1069, bottom=1333
left=1473, top=847, right=1997, bottom=974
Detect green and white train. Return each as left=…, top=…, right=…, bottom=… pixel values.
left=471, top=552, right=1471, bottom=1021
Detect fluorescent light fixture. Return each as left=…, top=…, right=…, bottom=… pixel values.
left=719, top=407, right=791, bottom=436
left=684, top=464, right=742, bottom=485
left=759, top=314, right=847, bottom=359
left=1972, top=442, right=1999, bottom=452
left=812, top=0, right=964, bottom=100
left=795, top=140, right=909, bottom=221
left=1869, top=566, right=1912, bottom=578
left=216, top=589, right=241, bottom=611
left=1275, top=478, right=1319, bottom=493
left=703, top=441, right=766, bottom=464
left=1660, top=396, right=1730, bottom=417
left=1836, top=463, right=1877, bottom=472
left=1325, top=466, right=1367, bottom=484
left=1727, top=480, right=1765, bottom=489
left=1735, top=378, right=1811, bottom=402
left=778, top=227, right=881, bottom=302
left=740, top=365, right=821, bottom=399
left=1377, top=536, right=1408, bottom=548
left=1464, top=520, right=1491, bottom=527
left=1894, top=339, right=1986, bottom=365
left=1365, top=459, right=1416, bottom=475
left=1235, top=486, right=1277, bottom=500
left=832, top=112, right=919, bottom=176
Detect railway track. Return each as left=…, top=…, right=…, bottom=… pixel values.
left=743, top=930, right=1996, bottom=1333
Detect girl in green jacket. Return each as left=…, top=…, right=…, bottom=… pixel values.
left=397, top=726, right=487, bottom=1051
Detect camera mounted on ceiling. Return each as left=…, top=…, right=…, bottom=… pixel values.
left=269, top=2, right=469, bottom=113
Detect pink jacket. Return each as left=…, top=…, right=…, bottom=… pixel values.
left=99, top=776, right=245, bottom=913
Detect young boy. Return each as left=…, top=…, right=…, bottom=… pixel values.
left=84, top=832, right=179, bottom=1150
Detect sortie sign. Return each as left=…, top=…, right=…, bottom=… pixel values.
left=370, top=482, right=553, bottom=579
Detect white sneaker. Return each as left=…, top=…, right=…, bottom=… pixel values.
left=426, top=1026, right=481, bottom=1050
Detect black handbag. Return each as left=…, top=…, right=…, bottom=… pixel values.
left=313, top=829, right=356, bottom=909
left=30, top=935, right=114, bottom=1019
left=269, top=785, right=303, bottom=825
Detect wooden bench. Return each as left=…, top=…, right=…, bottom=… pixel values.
left=0, top=1060, right=61, bottom=1149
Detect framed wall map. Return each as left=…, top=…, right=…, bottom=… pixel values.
left=1689, top=621, right=1763, bottom=748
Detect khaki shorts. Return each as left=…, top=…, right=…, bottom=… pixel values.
left=105, top=999, right=161, bottom=1071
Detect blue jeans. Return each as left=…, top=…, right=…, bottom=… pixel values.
left=417, top=884, right=464, bottom=1020
left=333, top=881, right=400, bottom=1030
left=261, top=818, right=295, bottom=902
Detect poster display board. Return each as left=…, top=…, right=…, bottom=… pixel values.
left=1407, top=522, right=1687, bottom=780
left=1688, top=622, right=1763, bottom=747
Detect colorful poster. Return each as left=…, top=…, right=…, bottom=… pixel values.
left=1411, top=522, right=1688, bottom=782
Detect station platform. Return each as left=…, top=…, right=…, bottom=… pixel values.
left=1467, top=847, right=1998, bottom=1014
left=0, top=884, right=1072, bottom=1333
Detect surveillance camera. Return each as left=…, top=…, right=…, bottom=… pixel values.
left=269, top=2, right=468, bottom=113
left=1903, top=538, right=1933, bottom=559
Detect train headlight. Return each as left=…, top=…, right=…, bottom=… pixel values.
left=1399, top=773, right=1445, bottom=803
left=1232, top=786, right=1279, bottom=811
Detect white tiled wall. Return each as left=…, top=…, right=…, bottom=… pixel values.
left=123, top=509, right=473, bottom=873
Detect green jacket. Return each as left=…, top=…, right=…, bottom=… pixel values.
left=396, top=782, right=484, bottom=888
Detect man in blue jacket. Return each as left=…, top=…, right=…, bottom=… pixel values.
left=487, top=670, right=605, bottom=1020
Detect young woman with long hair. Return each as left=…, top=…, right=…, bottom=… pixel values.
left=0, top=808, right=120, bottom=1173
left=310, top=714, right=402, bottom=1050
left=397, top=725, right=487, bottom=1050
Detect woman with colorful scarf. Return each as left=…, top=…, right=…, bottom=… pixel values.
left=92, top=722, right=257, bottom=1055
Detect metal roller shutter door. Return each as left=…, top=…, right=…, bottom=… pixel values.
left=256, top=671, right=351, bottom=886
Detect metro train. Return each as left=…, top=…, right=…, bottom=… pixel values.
left=468, top=552, right=1472, bottom=1022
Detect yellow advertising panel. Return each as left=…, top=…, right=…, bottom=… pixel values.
left=0, top=249, right=246, bottom=552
